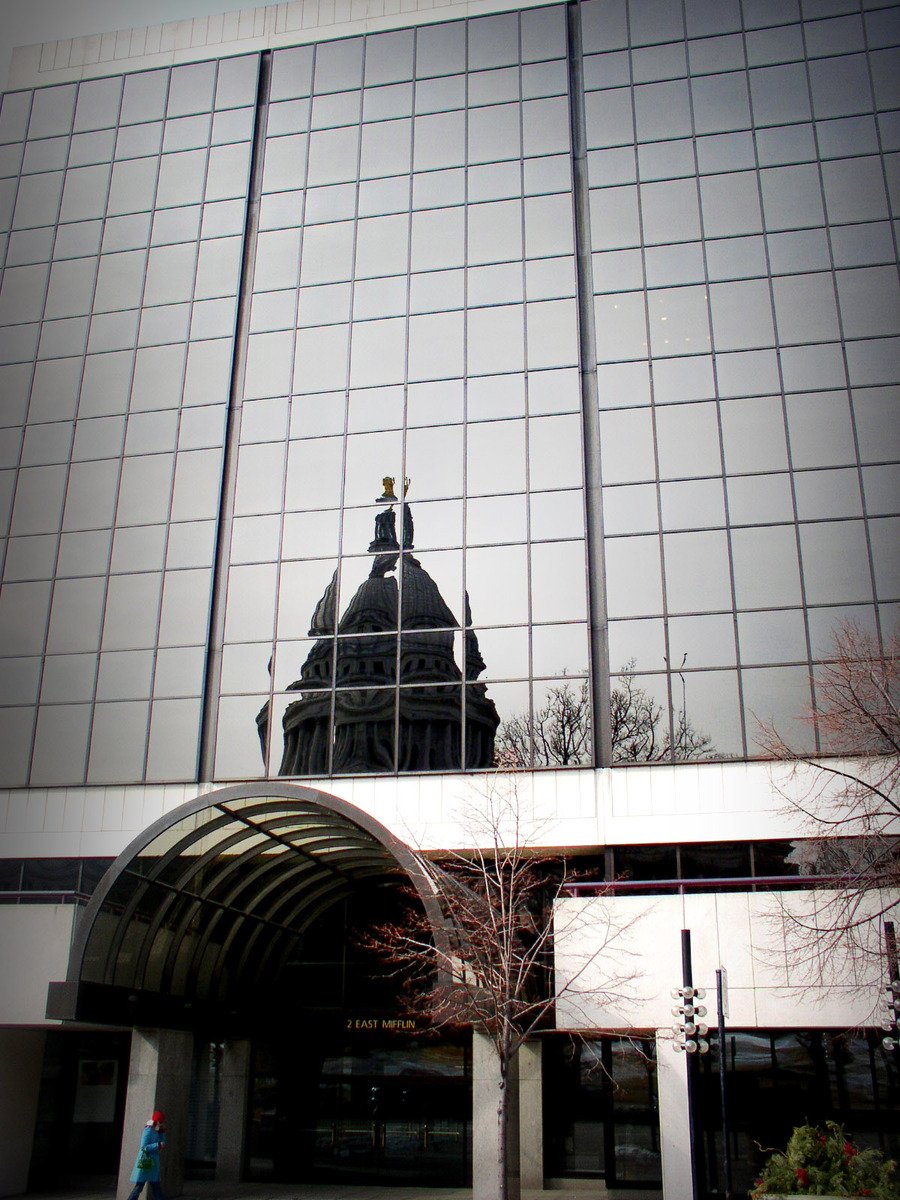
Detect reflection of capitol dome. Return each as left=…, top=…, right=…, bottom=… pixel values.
left=257, top=493, right=499, bottom=775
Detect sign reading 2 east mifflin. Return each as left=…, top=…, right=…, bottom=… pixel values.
left=344, top=1016, right=421, bottom=1033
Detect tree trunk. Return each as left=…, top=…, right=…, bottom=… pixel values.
left=497, top=1055, right=508, bottom=1200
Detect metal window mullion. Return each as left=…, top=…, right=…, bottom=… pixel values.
left=199, top=50, right=271, bottom=781
left=567, top=0, right=613, bottom=767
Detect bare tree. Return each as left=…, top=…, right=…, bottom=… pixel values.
left=496, top=668, right=714, bottom=766
left=756, top=621, right=899, bottom=985
left=364, top=776, right=637, bottom=1200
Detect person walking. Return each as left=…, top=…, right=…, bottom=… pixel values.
left=126, top=1110, right=166, bottom=1200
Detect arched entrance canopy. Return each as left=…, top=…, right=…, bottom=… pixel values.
left=47, top=783, right=449, bottom=1030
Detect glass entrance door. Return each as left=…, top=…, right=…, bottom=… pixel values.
left=542, top=1036, right=662, bottom=1187
left=248, top=1034, right=471, bottom=1186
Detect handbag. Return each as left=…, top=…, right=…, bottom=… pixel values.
left=137, top=1150, right=153, bottom=1172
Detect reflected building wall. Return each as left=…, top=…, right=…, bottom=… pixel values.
left=0, top=1, right=897, bottom=785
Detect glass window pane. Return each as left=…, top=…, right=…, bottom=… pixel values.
left=750, top=63, right=811, bottom=125
left=738, top=609, right=807, bottom=666
left=799, top=519, right=872, bottom=604
left=30, top=704, right=91, bottom=786
left=74, top=75, right=124, bottom=132
left=836, top=267, right=900, bottom=341
left=786, top=392, right=856, bottom=469
left=710, top=280, right=774, bottom=351
left=466, top=419, right=526, bottom=496
left=727, top=472, right=793, bottom=525
left=655, top=402, right=722, bottom=480
left=531, top=540, right=588, bottom=622
left=660, top=478, right=726, bottom=530
left=700, top=173, right=763, bottom=238
left=760, top=164, right=825, bottom=231
left=663, top=530, right=732, bottom=613
left=668, top=613, right=736, bottom=669
left=691, top=72, right=750, bottom=134
left=675, top=668, right=742, bottom=759
left=732, top=526, right=802, bottom=608
left=742, top=666, right=814, bottom=752
left=604, top=535, right=663, bottom=618
left=634, top=81, right=692, bottom=141
left=466, top=544, right=528, bottom=625
left=609, top=670, right=669, bottom=762
left=809, top=55, right=872, bottom=119
left=772, top=273, right=840, bottom=344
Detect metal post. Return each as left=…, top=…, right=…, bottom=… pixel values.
left=886, top=920, right=899, bottom=981
left=682, top=929, right=700, bottom=1200
left=716, top=968, right=733, bottom=1199
left=883, top=921, right=900, bottom=1054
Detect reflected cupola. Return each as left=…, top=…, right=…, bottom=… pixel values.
left=261, top=478, right=499, bottom=775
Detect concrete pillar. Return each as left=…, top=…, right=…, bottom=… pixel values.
left=655, top=1028, right=694, bottom=1200
left=0, top=1028, right=45, bottom=1198
left=215, top=1039, right=251, bottom=1182
left=518, top=1040, right=543, bottom=1191
left=117, top=1029, right=193, bottom=1200
left=473, top=1031, right=520, bottom=1200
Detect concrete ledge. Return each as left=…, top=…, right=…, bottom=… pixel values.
left=8, top=0, right=555, bottom=90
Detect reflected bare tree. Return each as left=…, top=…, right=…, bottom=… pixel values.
left=611, top=660, right=714, bottom=763
left=495, top=679, right=592, bottom=767
left=756, top=621, right=899, bottom=987
left=495, top=665, right=714, bottom=766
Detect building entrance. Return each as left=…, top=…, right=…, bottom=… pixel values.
left=247, top=1032, right=471, bottom=1186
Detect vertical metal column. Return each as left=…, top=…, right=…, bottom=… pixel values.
left=716, top=967, right=734, bottom=1199
left=198, top=52, right=272, bottom=781
left=567, top=2, right=613, bottom=766
left=682, top=928, right=700, bottom=1200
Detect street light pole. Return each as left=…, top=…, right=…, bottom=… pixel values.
left=882, top=920, right=900, bottom=1054
left=672, top=928, right=705, bottom=1200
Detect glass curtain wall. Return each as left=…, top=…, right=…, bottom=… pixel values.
left=0, top=0, right=897, bottom=785
left=213, top=9, right=592, bottom=780
left=694, top=1029, right=900, bottom=1198
left=586, top=0, right=899, bottom=762
left=0, top=57, right=259, bottom=785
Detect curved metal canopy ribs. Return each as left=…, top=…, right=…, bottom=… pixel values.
left=47, top=782, right=450, bottom=1030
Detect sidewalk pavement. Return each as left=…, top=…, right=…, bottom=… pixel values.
left=22, top=1180, right=663, bottom=1200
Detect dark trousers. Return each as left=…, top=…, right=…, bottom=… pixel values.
left=127, top=1183, right=163, bottom=1200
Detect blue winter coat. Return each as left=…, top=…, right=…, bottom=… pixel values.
left=130, top=1125, right=165, bottom=1184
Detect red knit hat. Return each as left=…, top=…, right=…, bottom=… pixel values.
left=151, top=1110, right=165, bottom=1124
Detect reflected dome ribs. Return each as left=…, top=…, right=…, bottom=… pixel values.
left=266, top=500, right=499, bottom=774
